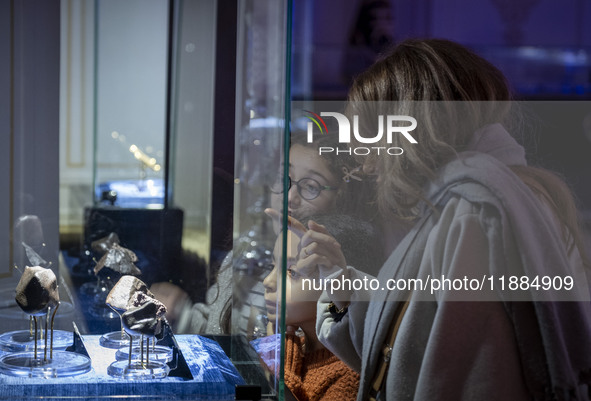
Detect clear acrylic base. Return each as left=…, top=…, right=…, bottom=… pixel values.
left=99, top=330, right=140, bottom=349
left=0, top=350, right=91, bottom=378
left=0, top=330, right=73, bottom=352
left=115, top=345, right=173, bottom=363
left=107, top=359, right=169, bottom=379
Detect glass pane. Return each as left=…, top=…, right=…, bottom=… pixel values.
left=232, top=0, right=290, bottom=398
left=56, top=0, right=290, bottom=398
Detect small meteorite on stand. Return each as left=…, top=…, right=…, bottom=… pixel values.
left=90, top=236, right=143, bottom=347
left=101, top=275, right=152, bottom=349
left=14, top=266, right=60, bottom=361
left=106, top=275, right=170, bottom=379
left=0, top=265, right=92, bottom=378
left=120, top=297, right=167, bottom=367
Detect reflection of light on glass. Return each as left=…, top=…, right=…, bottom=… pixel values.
left=516, top=47, right=590, bottom=66
left=561, top=50, right=588, bottom=66
left=111, top=131, right=119, bottom=139
left=249, top=117, right=285, bottom=129
left=517, top=46, right=544, bottom=60
left=128, top=144, right=161, bottom=172
left=146, top=180, right=160, bottom=196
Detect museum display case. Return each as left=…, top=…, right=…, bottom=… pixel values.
left=5, top=0, right=589, bottom=399
left=0, top=0, right=292, bottom=399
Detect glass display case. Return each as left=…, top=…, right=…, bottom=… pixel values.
left=3, top=1, right=591, bottom=400
left=1, top=0, right=292, bottom=399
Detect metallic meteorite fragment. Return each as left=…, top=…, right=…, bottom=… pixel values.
left=91, top=232, right=120, bottom=257
left=106, top=275, right=153, bottom=312
left=93, top=243, right=140, bottom=276
left=15, top=265, right=59, bottom=315
left=121, top=298, right=167, bottom=337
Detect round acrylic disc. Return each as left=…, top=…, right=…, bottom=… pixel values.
left=115, top=345, right=173, bottom=363
left=0, top=330, right=73, bottom=352
left=0, top=350, right=91, bottom=378
left=107, top=359, right=169, bottom=379
left=99, top=330, right=140, bottom=349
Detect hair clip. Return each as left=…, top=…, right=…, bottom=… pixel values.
left=342, top=166, right=363, bottom=183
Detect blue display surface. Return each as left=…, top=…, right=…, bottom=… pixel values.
left=0, top=335, right=244, bottom=400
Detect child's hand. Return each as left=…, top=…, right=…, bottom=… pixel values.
left=294, top=220, right=347, bottom=279
left=264, top=209, right=346, bottom=278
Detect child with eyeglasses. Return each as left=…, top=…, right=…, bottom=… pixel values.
left=151, top=130, right=385, bottom=338
left=268, top=131, right=379, bottom=231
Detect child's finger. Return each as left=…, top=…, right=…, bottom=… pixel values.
left=287, top=216, right=308, bottom=238
left=300, top=241, right=346, bottom=269
left=264, top=208, right=282, bottom=222
left=300, top=229, right=341, bottom=251
left=307, top=220, right=331, bottom=235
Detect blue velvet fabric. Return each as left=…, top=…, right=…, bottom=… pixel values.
left=0, top=335, right=244, bottom=400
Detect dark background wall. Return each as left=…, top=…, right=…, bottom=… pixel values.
left=294, top=0, right=591, bottom=100
left=291, top=0, right=591, bottom=216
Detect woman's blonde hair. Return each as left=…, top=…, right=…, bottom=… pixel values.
left=347, top=38, right=588, bottom=265
left=347, top=39, right=511, bottom=217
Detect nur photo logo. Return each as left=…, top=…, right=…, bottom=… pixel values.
left=304, top=111, right=418, bottom=156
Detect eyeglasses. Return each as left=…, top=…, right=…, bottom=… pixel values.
left=270, top=177, right=338, bottom=200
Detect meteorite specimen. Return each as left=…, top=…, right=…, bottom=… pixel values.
left=93, top=243, right=140, bottom=276
left=128, top=291, right=167, bottom=317
left=121, top=298, right=167, bottom=337
left=91, top=232, right=121, bottom=257
left=15, top=265, right=59, bottom=316
left=106, top=275, right=153, bottom=312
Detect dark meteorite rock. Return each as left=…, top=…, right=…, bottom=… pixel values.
left=121, top=299, right=166, bottom=337
left=90, top=232, right=120, bottom=257
left=93, top=243, right=140, bottom=276
left=15, top=266, right=59, bottom=316
left=106, top=275, right=153, bottom=312
left=128, top=291, right=166, bottom=318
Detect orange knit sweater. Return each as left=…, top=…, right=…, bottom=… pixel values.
left=282, top=333, right=360, bottom=401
